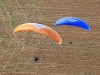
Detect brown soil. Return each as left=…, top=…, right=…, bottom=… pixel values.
left=0, top=0, right=100, bottom=75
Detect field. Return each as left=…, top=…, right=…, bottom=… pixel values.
left=0, top=0, right=100, bottom=75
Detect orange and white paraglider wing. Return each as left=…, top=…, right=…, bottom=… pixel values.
left=13, top=23, right=62, bottom=45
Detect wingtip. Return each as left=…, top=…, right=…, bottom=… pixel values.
left=58, top=39, right=62, bottom=45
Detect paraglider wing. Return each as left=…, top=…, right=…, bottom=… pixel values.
left=13, top=23, right=62, bottom=45
left=55, top=17, right=90, bottom=31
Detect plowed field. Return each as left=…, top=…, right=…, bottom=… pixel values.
left=0, top=0, right=100, bottom=75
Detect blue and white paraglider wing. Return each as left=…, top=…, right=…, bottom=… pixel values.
left=55, top=17, right=90, bottom=31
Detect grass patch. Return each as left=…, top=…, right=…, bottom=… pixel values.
left=34, top=15, right=47, bottom=21
left=10, top=14, right=18, bottom=28
left=0, top=45, right=3, bottom=51
left=3, top=1, right=12, bottom=10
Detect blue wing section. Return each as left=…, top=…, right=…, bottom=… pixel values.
left=55, top=17, right=90, bottom=31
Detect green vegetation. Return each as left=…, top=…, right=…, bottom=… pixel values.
left=0, top=45, right=3, bottom=51
left=3, top=1, right=12, bottom=10
left=10, top=14, right=18, bottom=29
left=34, top=15, right=47, bottom=21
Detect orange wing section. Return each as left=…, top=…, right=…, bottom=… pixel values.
left=39, top=28, right=62, bottom=45
left=13, top=24, right=39, bottom=34
left=13, top=23, right=62, bottom=45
